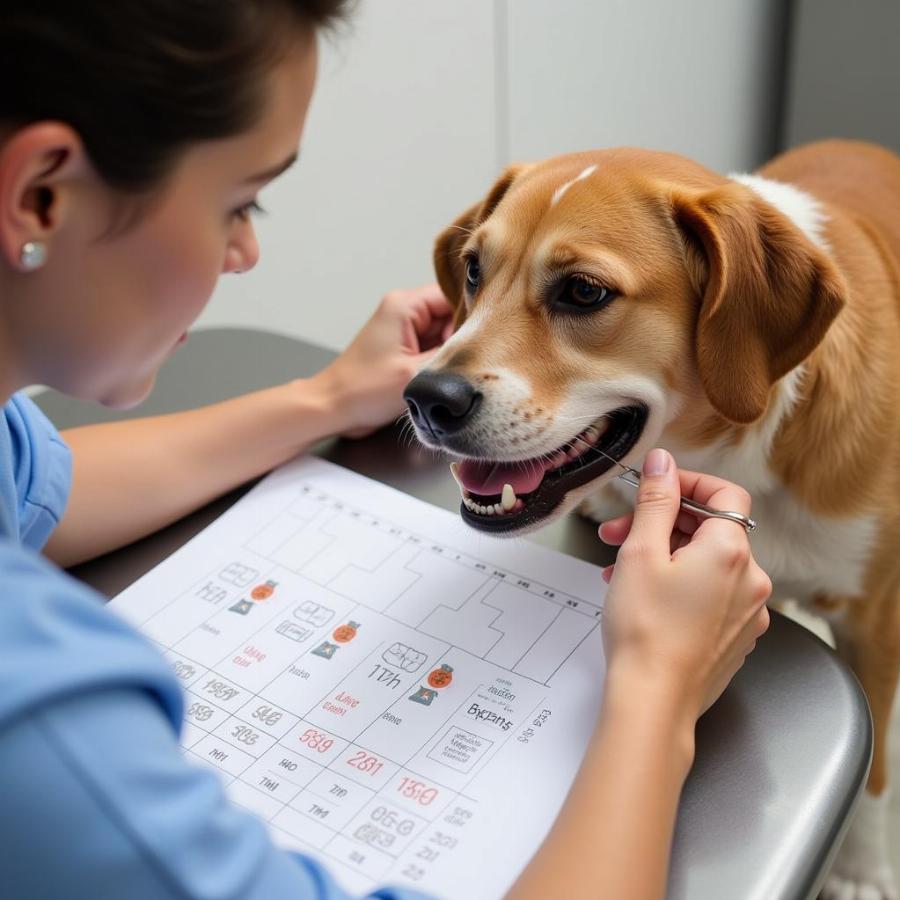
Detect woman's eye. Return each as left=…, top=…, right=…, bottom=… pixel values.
left=232, top=199, right=266, bottom=221
left=559, top=276, right=614, bottom=310
left=465, top=256, right=481, bottom=292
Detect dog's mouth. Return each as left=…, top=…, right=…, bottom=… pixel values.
left=450, top=404, right=648, bottom=533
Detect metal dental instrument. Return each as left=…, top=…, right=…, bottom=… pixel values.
left=595, top=449, right=758, bottom=532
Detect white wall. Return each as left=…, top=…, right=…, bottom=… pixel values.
left=197, top=0, right=786, bottom=352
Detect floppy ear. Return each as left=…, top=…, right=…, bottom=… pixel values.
left=433, top=164, right=530, bottom=329
left=672, top=182, right=847, bottom=424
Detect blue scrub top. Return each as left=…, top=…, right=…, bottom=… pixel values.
left=0, top=394, right=432, bottom=900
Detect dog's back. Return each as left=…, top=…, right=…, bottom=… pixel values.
left=763, top=139, right=900, bottom=267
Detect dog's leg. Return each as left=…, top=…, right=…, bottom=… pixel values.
left=821, top=592, right=900, bottom=900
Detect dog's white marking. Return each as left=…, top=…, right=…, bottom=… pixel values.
left=730, top=172, right=828, bottom=248
left=750, top=489, right=877, bottom=604
left=822, top=790, right=898, bottom=900
left=666, top=366, right=877, bottom=602
left=672, top=365, right=806, bottom=495
left=551, top=164, right=598, bottom=207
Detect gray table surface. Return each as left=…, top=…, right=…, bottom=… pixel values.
left=35, top=327, right=873, bottom=900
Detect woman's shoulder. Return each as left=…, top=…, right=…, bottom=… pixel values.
left=0, top=540, right=182, bottom=733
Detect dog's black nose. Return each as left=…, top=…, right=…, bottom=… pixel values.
left=404, top=371, right=481, bottom=437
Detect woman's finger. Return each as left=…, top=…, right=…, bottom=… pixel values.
left=675, top=468, right=752, bottom=517
left=599, top=507, right=699, bottom=548
left=598, top=515, right=633, bottom=545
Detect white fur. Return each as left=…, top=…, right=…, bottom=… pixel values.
left=665, top=365, right=877, bottom=601
left=730, top=172, right=829, bottom=249
left=595, top=365, right=879, bottom=603
left=551, top=164, right=598, bottom=207
left=671, top=365, right=806, bottom=495
left=674, top=447, right=878, bottom=604
left=822, top=791, right=898, bottom=900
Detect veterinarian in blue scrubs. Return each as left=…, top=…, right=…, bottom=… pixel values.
left=0, top=3, right=770, bottom=898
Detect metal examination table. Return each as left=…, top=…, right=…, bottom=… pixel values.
left=35, top=327, right=872, bottom=900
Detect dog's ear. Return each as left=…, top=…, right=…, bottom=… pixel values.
left=433, top=164, right=529, bottom=329
left=672, top=182, right=847, bottom=424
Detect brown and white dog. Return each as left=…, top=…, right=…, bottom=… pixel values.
left=404, top=140, right=900, bottom=899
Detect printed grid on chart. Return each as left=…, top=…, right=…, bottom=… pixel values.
left=144, top=480, right=598, bottom=887
left=167, top=641, right=552, bottom=887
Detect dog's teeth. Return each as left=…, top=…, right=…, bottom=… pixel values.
left=584, top=426, right=599, bottom=444
left=501, top=484, right=516, bottom=511
left=486, top=504, right=495, bottom=515
left=449, top=461, right=462, bottom=487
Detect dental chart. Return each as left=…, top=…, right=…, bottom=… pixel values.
left=111, top=456, right=609, bottom=900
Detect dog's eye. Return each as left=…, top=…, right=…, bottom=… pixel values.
left=558, top=276, right=614, bottom=310
left=465, top=256, right=481, bottom=293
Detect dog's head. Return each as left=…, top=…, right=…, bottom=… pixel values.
left=404, top=149, right=846, bottom=534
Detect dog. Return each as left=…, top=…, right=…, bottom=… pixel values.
left=403, top=140, right=900, bottom=899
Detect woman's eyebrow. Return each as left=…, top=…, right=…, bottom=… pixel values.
left=243, top=151, right=298, bottom=184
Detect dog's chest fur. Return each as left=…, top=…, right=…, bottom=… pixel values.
left=667, top=446, right=876, bottom=607
left=598, top=431, right=877, bottom=609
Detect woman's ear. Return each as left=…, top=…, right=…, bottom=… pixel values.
left=433, top=163, right=530, bottom=330
left=0, top=122, right=85, bottom=272
left=672, top=182, right=847, bottom=424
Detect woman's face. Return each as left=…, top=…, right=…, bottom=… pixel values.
left=5, top=33, right=317, bottom=407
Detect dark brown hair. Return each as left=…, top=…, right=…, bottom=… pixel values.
left=1, top=0, right=351, bottom=191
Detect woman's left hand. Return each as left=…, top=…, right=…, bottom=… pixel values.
left=312, top=283, right=454, bottom=438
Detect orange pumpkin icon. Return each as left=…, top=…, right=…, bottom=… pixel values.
left=332, top=621, right=361, bottom=643
left=427, top=664, right=454, bottom=689
left=250, top=579, right=277, bottom=601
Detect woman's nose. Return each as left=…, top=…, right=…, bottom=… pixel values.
left=223, top=221, right=260, bottom=274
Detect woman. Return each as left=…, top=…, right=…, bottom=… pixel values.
left=0, top=2, right=771, bottom=898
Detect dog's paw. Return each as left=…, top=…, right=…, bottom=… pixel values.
left=577, top=484, right=632, bottom=524
left=820, top=791, right=897, bottom=900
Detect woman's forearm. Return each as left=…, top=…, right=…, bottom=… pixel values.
left=44, top=373, right=348, bottom=567
left=507, top=668, right=696, bottom=900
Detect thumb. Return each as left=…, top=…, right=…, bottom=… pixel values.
left=624, top=449, right=680, bottom=558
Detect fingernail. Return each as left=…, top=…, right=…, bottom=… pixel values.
left=643, top=448, right=670, bottom=476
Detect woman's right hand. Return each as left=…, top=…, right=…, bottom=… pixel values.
left=598, top=448, right=772, bottom=723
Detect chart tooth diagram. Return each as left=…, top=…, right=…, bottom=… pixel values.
left=113, top=457, right=609, bottom=899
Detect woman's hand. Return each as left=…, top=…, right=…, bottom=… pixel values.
left=311, top=284, right=453, bottom=438
left=508, top=451, right=770, bottom=900
left=599, top=448, right=772, bottom=723
left=46, top=285, right=452, bottom=567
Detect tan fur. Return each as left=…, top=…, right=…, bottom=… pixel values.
left=429, top=140, right=900, bottom=885
left=762, top=144, right=900, bottom=804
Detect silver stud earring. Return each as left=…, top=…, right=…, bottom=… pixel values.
left=20, top=241, right=47, bottom=271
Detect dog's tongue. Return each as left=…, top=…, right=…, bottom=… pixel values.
left=456, top=458, right=547, bottom=496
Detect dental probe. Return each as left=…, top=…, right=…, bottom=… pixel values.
left=595, top=449, right=758, bottom=532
